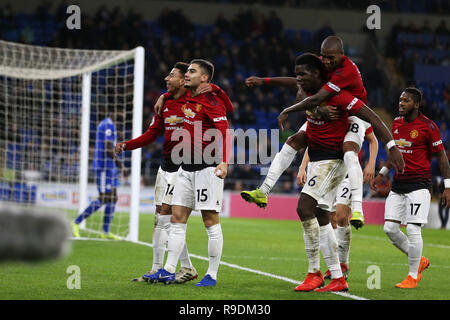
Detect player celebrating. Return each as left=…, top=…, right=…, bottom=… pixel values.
left=371, top=87, right=450, bottom=288
left=241, top=36, right=404, bottom=228
left=297, top=116, right=378, bottom=279
left=116, top=62, right=199, bottom=284
left=287, top=53, right=375, bottom=292
left=148, top=59, right=230, bottom=287
left=73, top=105, right=128, bottom=240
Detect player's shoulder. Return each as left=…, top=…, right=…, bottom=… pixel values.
left=393, top=116, right=403, bottom=124
left=417, top=113, right=438, bottom=131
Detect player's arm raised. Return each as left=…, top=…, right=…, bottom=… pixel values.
left=435, top=150, right=450, bottom=208
left=245, top=76, right=298, bottom=88
left=363, top=131, right=378, bottom=184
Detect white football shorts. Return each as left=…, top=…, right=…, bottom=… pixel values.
left=384, top=189, right=431, bottom=225
left=344, top=116, right=371, bottom=150
left=154, top=167, right=178, bottom=206
left=171, top=166, right=224, bottom=212
left=301, top=159, right=347, bottom=212
left=334, top=176, right=352, bottom=207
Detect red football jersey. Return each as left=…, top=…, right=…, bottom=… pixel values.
left=306, top=90, right=364, bottom=161
left=322, top=55, right=368, bottom=104
left=179, top=89, right=229, bottom=171
left=391, top=113, right=444, bottom=193
left=124, top=92, right=186, bottom=172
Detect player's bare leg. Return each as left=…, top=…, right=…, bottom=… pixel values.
left=241, top=130, right=306, bottom=207
left=195, top=210, right=223, bottom=287
left=342, top=141, right=365, bottom=229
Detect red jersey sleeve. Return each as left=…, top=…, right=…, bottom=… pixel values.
left=210, top=83, right=234, bottom=113
left=329, top=90, right=364, bottom=115
left=124, top=113, right=164, bottom=150
left=428, top=122, right=445, bottom=153
left=322, top=57, right=354, bottom=94
left=203, top=93, right=230, bottom=163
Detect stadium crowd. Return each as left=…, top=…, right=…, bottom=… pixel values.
left=0, top=1, right=448, bottom=198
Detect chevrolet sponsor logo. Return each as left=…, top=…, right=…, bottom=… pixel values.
left=164, top=115, right=184, bottom=125
left=395, top=138, right=412, bottom=148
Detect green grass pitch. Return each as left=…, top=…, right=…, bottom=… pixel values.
left=0, top=213, right=449, bottom=300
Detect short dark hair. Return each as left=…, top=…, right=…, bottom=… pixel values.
left=295, top=53, right=327, bottom=81
left=174, top=61, right=189, bottom=75
left=403, top=87, right=423, bottom=104
left=190, top=59, right=214, bottom=82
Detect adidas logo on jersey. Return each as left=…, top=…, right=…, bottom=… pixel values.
left=394, top=129, right=399, bottom=134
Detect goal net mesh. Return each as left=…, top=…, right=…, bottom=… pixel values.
left=0, top=40, right=140, bottom=240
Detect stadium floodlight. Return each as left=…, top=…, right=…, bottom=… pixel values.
left=0, top=40, right=144, bottom=242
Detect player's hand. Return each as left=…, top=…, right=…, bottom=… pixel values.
left=387, top=146, right=405, bottom=174
left=317, top=105, right=341, bottom=121
left=441, top=188, right=450, bottom=209
left=278, top=111, right=288, bottom=131
left=370, top=174, right=384, bottom=191
left=115, top=142, right=126, bottom=155
left=297, top=168, right=307, bottom=187
left=215, top=162, right=228, bottom=179
left=363, top=164, right=375, bottom=184
left=196, top=83, right=212, bottom=95
left=154, top=94, right=164, bottom=115
left=245, top=76, right=264, bottom=87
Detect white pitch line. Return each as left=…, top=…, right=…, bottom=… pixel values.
left=133, top=240, right=369, bottom=301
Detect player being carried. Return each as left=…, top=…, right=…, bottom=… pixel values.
left=241, top=36, right=403, bottom=229
left=147, top=59, right=231, bottom=287
left=371, top=87, right=450, bottom=289
left=280, top=53, right=380, bottom=292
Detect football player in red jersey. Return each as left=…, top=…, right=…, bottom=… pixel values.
left=272, top=53, right=369, bottom=292
left=242, top=36, right=404, bottom=226
left=148, top=59, right=230, bottom=287
left=371, top=87, right=450, bottom=289
left=115, top=62, right=198, bottom=283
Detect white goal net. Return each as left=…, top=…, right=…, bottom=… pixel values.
left=0, top=40, right=144, bottom=242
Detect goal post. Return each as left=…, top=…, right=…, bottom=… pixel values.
left=0, top=40, right=144, bottom=242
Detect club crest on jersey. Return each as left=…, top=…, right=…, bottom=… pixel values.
left=181, top=104, right=196, bottom=118
left=195, top=103, right=203, bottom=112
left=395, top=138, right=412, bottom=148
left=410, top=129, right=419, bottom=139
left=165, top=115, right=184, bottom=125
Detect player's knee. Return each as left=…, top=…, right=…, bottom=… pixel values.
left=316, top=212, right=331, bottom=226
left=406, top=223, right=422, bottom=236
left=336, top=213, right=347, bottom=226
left=384, top=221, right=400, bottom=237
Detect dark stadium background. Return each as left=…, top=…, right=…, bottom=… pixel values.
left=1, top=0, right=448, bottom=199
